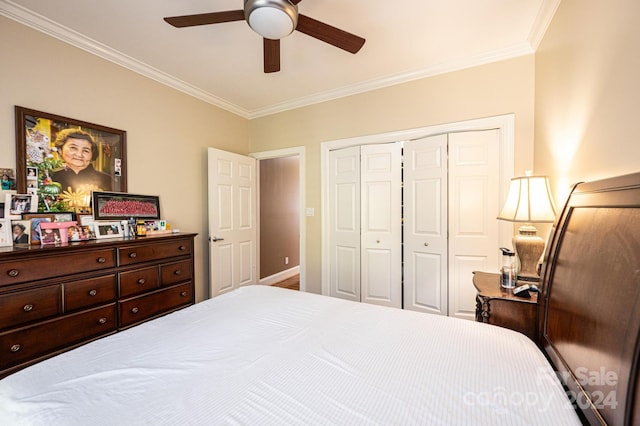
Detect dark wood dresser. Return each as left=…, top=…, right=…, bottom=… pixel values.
left=0, top=233, right=196, bottom=378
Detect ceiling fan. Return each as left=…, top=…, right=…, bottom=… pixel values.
left=164, top=0, right=366, bottom=73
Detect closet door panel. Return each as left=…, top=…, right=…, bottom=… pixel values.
left=448, top=130, right=500, bottom=320
left=329, top=147, right=361, bottom=302
left=403, top=135, right=448, bottom=314
left=360, top=143, right=401, bottom=308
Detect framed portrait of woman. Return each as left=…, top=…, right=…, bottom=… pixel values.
left=14, top=106, right=127, bottom=214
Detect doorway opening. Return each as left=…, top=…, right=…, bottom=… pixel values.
left=252, top=147, right=306, bottom=292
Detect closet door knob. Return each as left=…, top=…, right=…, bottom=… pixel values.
left=424, top=242, right=429, bottom=247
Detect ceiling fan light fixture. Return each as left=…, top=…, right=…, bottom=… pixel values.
left=245, top=0, right=298, bottom=40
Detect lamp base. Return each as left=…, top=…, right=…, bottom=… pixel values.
left=513, top=225, right=545, bottom=282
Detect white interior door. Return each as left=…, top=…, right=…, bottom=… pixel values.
left=328, top=146, right=361, bottom=302
left=360, top=143, right=402, bottom=308
left=208, top=148, right=257, bottom=298
left=403, top=135, right=448, bottom=314
left=448, top=130, right=500, bottom=319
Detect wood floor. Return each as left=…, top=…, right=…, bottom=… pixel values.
left=271, top=274, right=300, bottom=291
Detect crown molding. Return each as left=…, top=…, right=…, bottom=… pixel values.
left=0, top=0, right=249, bottom=118
left=248, top=42, right=534, bottom=118
left=1, top=0, right=551, bottom=120
left=528, top=0, right=561, bottom=50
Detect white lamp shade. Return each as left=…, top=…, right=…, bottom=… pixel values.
left=497, top=175, right=557, bottom=223
left=246, top=1, right=297, bottom=40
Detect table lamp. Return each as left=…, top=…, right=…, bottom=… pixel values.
left=497, top=172, right=557, bottom=281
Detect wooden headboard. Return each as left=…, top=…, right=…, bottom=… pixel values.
left=538, top=171, right=640, bottom=426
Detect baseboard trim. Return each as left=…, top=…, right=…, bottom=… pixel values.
left=260, top=266, right=300, bottom=286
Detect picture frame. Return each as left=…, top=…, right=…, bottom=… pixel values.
left=6, top=193, right=38, bottom=218
left=39, top=221, right=77, bottom=244
left=92, top=191, right=160, bottom=220
left=0, top=219, right=11, bottom=247
left=53, top=212, right=75, bottom=222
left=67, top=224, right=96, bottom=242
left=1, top=168, right=17, bottom=191
left=15, top=106, right=127, bottom=214
left=11, top=219, right=31, bottom=245
left=22, top=212, right=55, bottom=245
left=93, top=220, right=122, bottom=239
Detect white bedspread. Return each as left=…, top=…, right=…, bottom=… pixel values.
left=0, top=285, right=581, bottom=425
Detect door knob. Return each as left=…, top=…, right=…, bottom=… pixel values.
left=210, top=237, right=225, bottom=242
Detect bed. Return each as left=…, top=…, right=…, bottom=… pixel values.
left=1, top=171, right=639, bottom=425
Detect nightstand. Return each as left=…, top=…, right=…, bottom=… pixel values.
left=472, top=271, right=538, bottom=341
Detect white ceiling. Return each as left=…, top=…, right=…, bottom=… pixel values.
left=1, top=0, right=559, bottom=118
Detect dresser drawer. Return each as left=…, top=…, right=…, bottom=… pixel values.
left=0, top=249, right=116, bottom=286
left=119, top=282, right=193, bottom=328
left=119, top=266, right=159, bottom=298
left=160, top=260, right=192, bottom=286
left=0, top=285, right=61, bottom=331
left=64, top=275, right=117, bottom=312
left=0, top=304, right=116, bottom=370
left=118, top=239, right=192, bottom=266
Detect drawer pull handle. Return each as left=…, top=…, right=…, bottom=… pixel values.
left=131, top=307, right=139, bottom=314
left=179, top=245, right=186, bottom=251
left=89, top=289, right=97, bottom=296
left=180, top=291, right=188, bottom=297
left=97, top=257, right=106, bottom=264
left=8, top=269, right=19, bottom=277
left=174, top=269, right=182, bottom=276
left=10, top=344, right=21, bottom=353
left=129, top=252, right=137, bottom=258
left=98, top=317, right=107, bottom=324
left=23, top=304, right=33, bottom=312
left=137, top=278, right=146, bottom=285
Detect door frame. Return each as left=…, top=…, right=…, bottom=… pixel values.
left=251, top=146, right=306, bottom=292
left=320, top=114, right=515, bottom=296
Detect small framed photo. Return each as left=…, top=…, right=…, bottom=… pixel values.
left=77, top=213, right=94, bottom=227
left=11, top=219, right=31, bottom=245
left=92, top=191, right=160, bottom=220
left=53, top=212, right=75, bottom=222
left=0, top=219, right=12, bottom=247
left=6, top=193, right=37, bottom=218
left=68, top=224, right=96, bottom=241
left=0, top=201, right=5, bottom=219
left=39, top=221, right=76, bottom=244
left=22, top=213, right=55, bottom=245
left=39, top=226, right=62, bottom=246
left=94, top=221, right=122, bottom=239
left=1, top=168, right=17, bottom=191
left=26, top=166, right=38, bottom=181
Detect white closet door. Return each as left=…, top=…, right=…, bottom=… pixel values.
left=448, top=130, right=500, bottom=320
left=403, top=135, right=448, bottom=314
left=360, top=143, right=402, bottom=308
left=328, top=146, right=361, bottom=302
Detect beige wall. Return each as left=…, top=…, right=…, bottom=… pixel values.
left=259, top=156, right=300, bottom=278
left=1, top=16, right=538, bottom=298
left=250, top=56, right=536, bottom=293
left=535, top=0, right=640, bottom=204
left=0, top=17, right=250, bottom=302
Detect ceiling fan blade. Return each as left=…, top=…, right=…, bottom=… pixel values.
left=164, top=10, right=245, bottom=28
left=264, top=38, right=281, bottom=73
left=295, top=14, right=365, bottom=54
